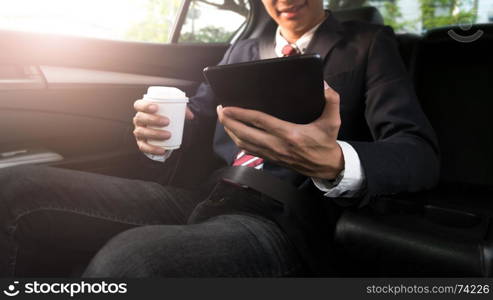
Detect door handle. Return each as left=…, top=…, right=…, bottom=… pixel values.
left=0, top=148, right=63, bottom=168
left=0, top=65, right=46, bottom=90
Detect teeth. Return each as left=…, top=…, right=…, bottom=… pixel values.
left=280, top=6, right=298, bottom=13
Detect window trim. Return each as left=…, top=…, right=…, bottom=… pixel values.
left=170, top=0, right=254, bottom=44
left=234, top=0, right=260, bottom=42
left=170, top=0, right=192, bottom=43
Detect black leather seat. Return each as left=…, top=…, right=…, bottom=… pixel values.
left=334, top=24, right=493, bottom=277
left=417, top=24, right=493, bottom=192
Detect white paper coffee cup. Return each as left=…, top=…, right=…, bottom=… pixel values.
left=143, top=86, right=189, bottom=150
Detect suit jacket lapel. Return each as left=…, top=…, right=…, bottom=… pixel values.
left=305, top=12, right=344, bottom=62
left=258, top=20, right=278, bottom=59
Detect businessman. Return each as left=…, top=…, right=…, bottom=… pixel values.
left=0, top=0, right=439, bottom=277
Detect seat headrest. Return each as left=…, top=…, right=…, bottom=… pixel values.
left=332, top=6, right=384, bottom=25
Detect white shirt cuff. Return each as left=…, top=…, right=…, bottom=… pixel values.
left=311, top=141, right=366, bottom=198
left=144, top=150, right=173, bottom=163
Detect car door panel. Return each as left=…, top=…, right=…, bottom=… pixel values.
left=0, top=29, right=230, bottom=177
left=0, top=30, right=229, bottom=81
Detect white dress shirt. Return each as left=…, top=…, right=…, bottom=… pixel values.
left=146, top=20, right=366, bottom=198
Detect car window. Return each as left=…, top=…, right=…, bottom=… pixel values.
left=178, top=0, right=251, bottom=43
left=0, top=0, right=183, bottom=43
left=325, top=0, right=493, bottom=33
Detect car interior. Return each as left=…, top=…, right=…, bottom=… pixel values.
left=0, top=0, right=491, bottom=277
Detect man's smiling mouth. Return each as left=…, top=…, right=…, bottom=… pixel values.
left=277, top=2, right=307, bottom=19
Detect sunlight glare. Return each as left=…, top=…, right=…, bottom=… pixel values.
left=0, top=0, right=148, bottom=39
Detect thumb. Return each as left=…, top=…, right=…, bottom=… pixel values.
left=313, top=81, right=341, bottom=129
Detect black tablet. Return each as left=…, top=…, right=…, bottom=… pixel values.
left=203, top=54, right=325, bottom=124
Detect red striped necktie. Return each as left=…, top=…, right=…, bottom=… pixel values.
left=232, top=150, right=264, bottom=169
left=232, top=43, right=300, bottom=169
left=281, top=44, right=301, bottom=57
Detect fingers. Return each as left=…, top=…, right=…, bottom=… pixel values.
left=219, top=106, right=288, bottom=163
left=217, top=105, right=225, bottom=123
left=136, top=140, right=167, bottom=155
left=134, top=127, right=170, bottom=155
left=218, top=106, right=277, bottom=149
left=221, top=106, right=293, bottom=137
left=223, top=117, right=275, bottom=151
left=133, top=99, right=168, bottom=127
left=223, top=126, right=274, bottom=160
left=134, top=99, right=158, bottom=113
left=133, top=127, right=171, bottom=141
left=133, top=99, right=175, bottom=157
left=133, top=112, right=169, bottom=127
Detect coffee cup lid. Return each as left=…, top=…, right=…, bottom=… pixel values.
left=144, top=86, right=188, bottom=101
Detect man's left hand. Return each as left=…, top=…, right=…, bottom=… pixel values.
left=217, top=84, right=344, bottom=180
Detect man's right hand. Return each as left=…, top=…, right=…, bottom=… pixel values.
left=133, top=100, right=171, bottom=155
left=133, top=99, right=195, bottom=155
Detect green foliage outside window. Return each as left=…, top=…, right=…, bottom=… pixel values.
left=125, top=0, right=249, bottom=43
left=419, top=0, right=478, bottom=30
left=381, top=1, right=417, bottom=32
left=180, top=26, right=234, bottom=43
left=326, top=0, right=416, bottom=31
left=125, top=0, right=182, bottom=43
left=327, top=0, right=480, bottom=33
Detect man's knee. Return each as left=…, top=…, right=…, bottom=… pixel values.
left=83, top=215, right=303, bottom=278
left=0, top=165, right=44, bottom=205
left=83, top=226, right=159, bottom=278
left=0, top=165, right=78, bottom=220
left=0, top=165, right=36, bottom=184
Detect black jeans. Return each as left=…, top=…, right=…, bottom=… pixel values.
left=0, top=165, right=304, bottom=277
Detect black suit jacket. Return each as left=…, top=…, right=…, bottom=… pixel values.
left=185, top=14, right=440, bottom=206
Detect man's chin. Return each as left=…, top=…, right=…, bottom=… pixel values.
left=283, top=21, right=311, bottom=35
